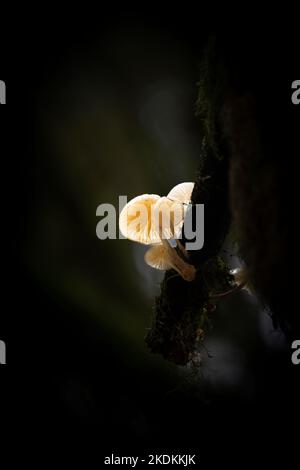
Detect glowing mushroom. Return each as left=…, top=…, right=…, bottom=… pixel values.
left=144, top=242, right=196, bottom=281
left=144, top=182, right=194, bottom=271
left=119, top=183, right=196, bottom=282
left=152, top=196, right=185, bottom=240
left=167, top=182, right=194, bottom=204
left=145, top=182, right=196, bottom=282
left=119, top=194, right=162, bottom=245
left=152, top=182, right=195, bottom=240
left=144, top=244, right=172, bottom=270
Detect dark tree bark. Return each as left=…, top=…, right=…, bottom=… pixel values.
left=146, top=33, right=299, bottom=364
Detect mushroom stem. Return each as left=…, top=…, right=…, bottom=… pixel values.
left=176, top=239, right=190, bottom=260
left=162, top=239, right=196, bottom=282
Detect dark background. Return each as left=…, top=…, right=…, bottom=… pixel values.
left=1, top=12, right=299, bottom=462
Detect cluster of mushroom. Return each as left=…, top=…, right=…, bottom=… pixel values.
left=119, top=182, right=196, bottom=282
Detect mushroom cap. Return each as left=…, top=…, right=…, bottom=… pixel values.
left=167, top=182, right=194, bottom=204
left=153, top=196, right=186, bottom=240
left=119, top=194, right=162, bottom=245
left=144, top=244, right=172, bottom=270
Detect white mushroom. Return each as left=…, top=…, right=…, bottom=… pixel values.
left=119, top=194, right=161, bottom=245
left=152, top=196, right=185, bottom=240
left=151, top=182, right=194, bottom=240
left=167, top=182, right=194, bottom=204
left=146, top=182, right=196, bottom=281
left=120, top=183, right=197, bottom=282
left=144, top=244, right=172, bottom=270
left=150, top=182, right=195, bottom=261
left=144, top=241, right=196, bottom=282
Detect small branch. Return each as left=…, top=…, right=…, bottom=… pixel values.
left=210, top=282, right=246, bottom=301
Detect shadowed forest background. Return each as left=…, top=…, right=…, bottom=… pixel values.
left=1, top=12, right=299, bottom=459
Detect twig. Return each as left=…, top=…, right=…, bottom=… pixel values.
left=210, top=281, right=246, bottom=300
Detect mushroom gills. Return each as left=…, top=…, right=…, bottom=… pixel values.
left=119, top=194, right=161, bottom=244
left=145, top=240, right=196, bottom=282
